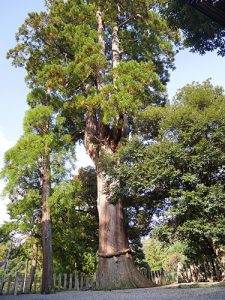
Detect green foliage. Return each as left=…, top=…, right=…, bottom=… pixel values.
left=162, top=0, right=225, bottom=56
left=0, top=166, right=98, bottom=276
left=7, top=0, right=179, bottom=133
left=105, top=80, right=225, bottom=263
left=158, top=81, right=225, bottom=259
left=143, top=238, right=165, bottom=271
left=7, top=0, right=225, bottom=282
left=0, top=85, right=78, bottom=287
left=51, top=167, right=98, bottom=274
left=5, top=1, right=180, bottom=278
left=164, top=241, right=187, bottom=272
left=0, top=236, right=43, bottom=281
left=1, top=87, right=74, bottom=235
left=143, top=238, right=187, bottom=273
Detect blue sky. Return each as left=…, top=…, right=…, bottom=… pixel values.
left=1, top=1, right=225, bottom=223
left=0, top=1, right=45, bottom=142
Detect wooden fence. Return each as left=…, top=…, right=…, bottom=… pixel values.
left=177, top=261, right=225, bottom=283
left=142, top=267, right=165, bottom=286
left=0, top=271, right=95, bottom=296
left=1, top=267, right=166, bottom=295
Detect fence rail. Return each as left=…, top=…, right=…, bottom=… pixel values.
left=3, top=262, right=221, bottom=296
left=0, top=271, right=95, bottom=296
left=141, top=267, right=165, bottom=285
left=177, top=261, right=225, bottom=283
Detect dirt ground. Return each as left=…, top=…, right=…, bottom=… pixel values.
left=1, top=285, right=225, bottom=300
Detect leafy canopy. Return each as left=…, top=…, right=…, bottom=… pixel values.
left=106, top=80, right=225, bottom=261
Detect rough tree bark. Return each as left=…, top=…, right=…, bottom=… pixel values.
left=84, top=9, right=153, bottom=290
left=96, top=168, right=153, bottom=290
left=41, top=149, right=54, bottom=294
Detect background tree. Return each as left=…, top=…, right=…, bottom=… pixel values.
left=7, top=0, right=179, bottom=289
left=50, top=167, right=98, bottom=275
left=143, top=238, right=187, bottom=279
left=143, top=239, right=165, bottom=271
left=0, top=167, right=99, bottom=290
left=163, top=0, right=225, bottom=56
left=107, top=80, right=225, bottom=271
left=0, top=223, right=43, bottom=294
left=154, top=80, right=225, bottom=271
left=1, top=87, right=74, bottom=293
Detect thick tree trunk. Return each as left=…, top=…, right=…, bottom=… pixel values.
left=29, top=238, right=38, bottom=292
left=96, top=168, right=153, bottom=290
left=41, top=153, right=54, bottom=294
left=89, top=9, right=152, bottom=290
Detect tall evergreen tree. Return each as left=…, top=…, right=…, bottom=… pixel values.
left=1, top=88, right=74, bottom=293
left=7, top=0, right=178, bottom=289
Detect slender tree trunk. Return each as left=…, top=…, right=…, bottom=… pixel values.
left=41, top=151, right=54, bottom=294
left=112, top=22, right=129, bottom=139
left=112, top=24, right=120, bottom=70
left=96, top=10, right=105, bottom=90
left=29, top=238, right=38, bottom=292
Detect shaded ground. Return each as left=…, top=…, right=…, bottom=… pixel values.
left=1, top=286, right=225, bottom=300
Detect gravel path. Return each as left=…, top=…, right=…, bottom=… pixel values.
left=1, top=286, right=225, bottom=300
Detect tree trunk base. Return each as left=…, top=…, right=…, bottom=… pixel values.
left=96, top=254, right=153, bottom=290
